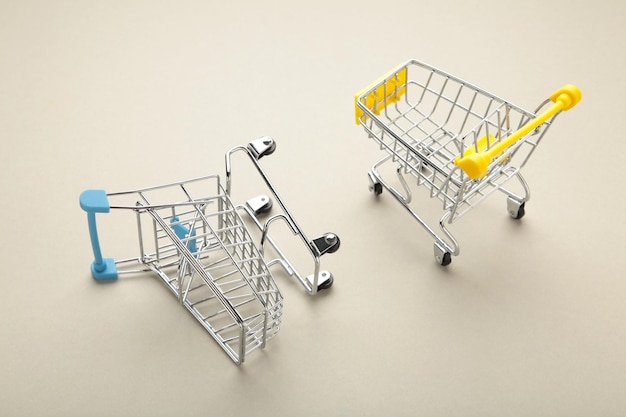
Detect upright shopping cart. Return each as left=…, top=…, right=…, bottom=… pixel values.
left=354, top=59, right=581, bottom=265
left=79, top=137, right=340, bottom=364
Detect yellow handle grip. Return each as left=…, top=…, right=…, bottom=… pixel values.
left=455, top=84, right=582, bottom=180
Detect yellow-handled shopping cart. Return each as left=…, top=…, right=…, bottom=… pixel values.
left=355, top=59, right=581, bottom=265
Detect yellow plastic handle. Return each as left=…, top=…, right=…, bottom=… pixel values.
left=455, top=84, right=582, bottom=180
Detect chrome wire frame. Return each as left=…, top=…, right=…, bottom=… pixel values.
left=225, top=139, right=337, bottom=295
left=105, top=174, right=282, bottom=364
left=356, top=59, right=560, bottom=261
left=83, top=137, right=339, bottom=363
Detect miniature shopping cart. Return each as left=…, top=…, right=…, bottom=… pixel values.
left=79, top=137, right=340, bottom=364
left=354, top=59, right=581, bottom=265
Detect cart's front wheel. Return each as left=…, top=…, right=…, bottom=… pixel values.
left=308, top=270, right=334, bottom=291
left=324, top=233, right=341, bottom=254
left=246, top=195, right=273, bottom=216
left=318, top=275, right=334, bottom=290
left=256, top=197, right=273, bottom=215
left=311, top=233, right=340, bottom=255
left=434, top=243, right=452, bottom=266
left=368, top=171, right=383, bottom=196
left=260, top=138, right=277, bottom=157
left=369, top=181, right=383, bottom=196
left=248, top=136, right=277, bottom=159
left=507, top=197, right=526, bottom=220
left=436, top=252, right=452, bottom=266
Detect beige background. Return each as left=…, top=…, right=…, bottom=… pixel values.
left=1, top=0, right=625, bottom=415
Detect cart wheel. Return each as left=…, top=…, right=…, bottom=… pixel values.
left=318, top=275, right=334, bottom=290
left=436, top=252, right=452, bottom=266
left=260, top=139, right=277, bottom=157
left=434, top=243, right=452, bottom=266
left=325, top=233, right=340, bottom=253
left=507, top=198, right=526, bottom=220
left=311, top=233, right=340, bottom=255
left=509, top=202, right=525, bottom=220
left=307, top=271, right=334, bottom=292
left=246, top=195, right=273, bottom=216
left=367, top=171, right=383, bottom=196
left=370, top=181, right=383, bottom=196
left=256, top=196, right=273, bottom=215
left=248, top=136, right=277, bottom=159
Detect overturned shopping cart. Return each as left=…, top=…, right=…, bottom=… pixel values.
left=79, top=137, right=340, bottom=364
left=354, top=59, right=581, bottom=266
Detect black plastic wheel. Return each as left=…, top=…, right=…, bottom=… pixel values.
left=439, top=252, right=452, bottom=267
left=511, top=202, right=526, bottom=220
left=259, top=139, right=277, bottom=157
left=318, top=275, right=334, bottom=290
left=325, top=234, right=340, bottom=253
left=372, top=182, right=383, bottom=196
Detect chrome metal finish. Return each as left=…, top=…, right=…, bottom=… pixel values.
left=434, top=242, right=451, bottom=266
left=306, top=270, right=333, bottom=291
left=311, top=233, right=340, bottom=256
left=82, top=137, right=340, bottom=364
left=507, top=196, right=525, bottom=218
left=246, top=194, right=272, bottom=215
left=226, top=139, right=339, bottom=296
left=247, top=136, right=276, bottom=160
left=355, top=59, right=562, bottom=264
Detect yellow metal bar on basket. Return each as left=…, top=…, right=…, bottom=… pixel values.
left=455, top=84, right=582, bottom=180
left=354, top=65, right=408, bottom=124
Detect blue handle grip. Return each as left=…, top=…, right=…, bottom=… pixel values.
left=170, top=217, right=197, bottom=253
left=80, top=190, right=118, bottom=280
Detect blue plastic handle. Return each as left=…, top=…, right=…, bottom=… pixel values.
left=79, top=190, right=118, bottom=280
left=170, top=217, right=197, bottom=253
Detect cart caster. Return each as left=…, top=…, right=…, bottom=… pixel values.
left=246, top=194, right=273, bottom=215
left=248, top=136, right=277, bottom=159
left=307, top=270, right=334, bottom=291
left=434, top=243, right=452, bottom=266
left=311, top=233, right=340, bottom=255
left=507, top=197, right=525, bottom=220
left=318, top=274, right=334, bottom=290
left=368, top=172, right=383, bottom=196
